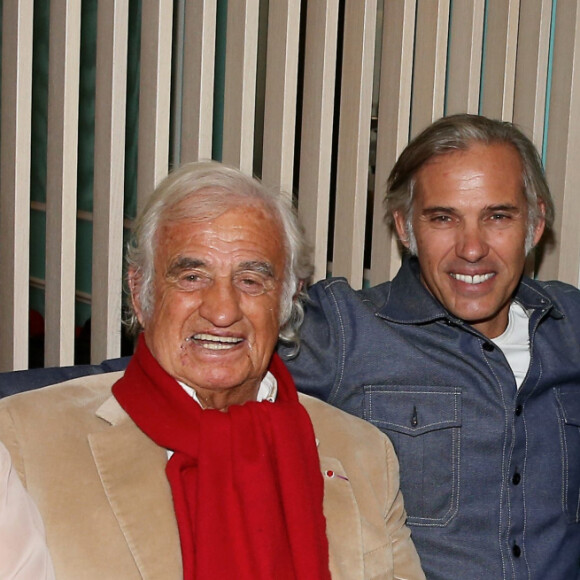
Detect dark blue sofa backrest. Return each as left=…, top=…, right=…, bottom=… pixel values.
left=0, top=357, right=131, bottom=398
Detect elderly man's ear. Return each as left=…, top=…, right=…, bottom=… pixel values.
left=295, top=280, right=304, bottom=299
left=128, top=268, right=146, bottom=327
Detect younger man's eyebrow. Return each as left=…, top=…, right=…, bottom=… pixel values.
left=421, top=206, right=456, bottom=215
left=421, top=204, right=521, bottom=216
left=484, top=204, right=520, bottom=212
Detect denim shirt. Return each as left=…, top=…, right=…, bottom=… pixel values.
left=280, top=258, right=580, bottom=580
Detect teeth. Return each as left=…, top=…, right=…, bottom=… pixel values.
left=199, top=342, right=235, bottom=350
left=191, top=334, right=243, bottom=350
left=193, top=334, right=241, bottom=343
left=451, top=272, right=494, bottom=284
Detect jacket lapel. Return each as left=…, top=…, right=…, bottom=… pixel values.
left=89, top=396, right=182, bottom=578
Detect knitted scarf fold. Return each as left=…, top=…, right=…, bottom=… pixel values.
left=112, top=335, right=331, bottom=579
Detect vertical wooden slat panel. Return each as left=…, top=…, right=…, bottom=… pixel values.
left=222, top=0, right=260, bottom=174
left=6, top=0, right=580, bottom=373
left=44, top=0, right=81, bottom=367
left=369, top=0, right=416, bottom=285
left=410, top=0, right=449, bottom=135
left=180, top=0, right=216, bottom=164
left=513, top=0, right=552, bottom=148
left=480, top=0, right=520, bottom=120
left=0, top=1, right=33, bottom=371
left=513, top=0, right=552, bottom=279
left=540, top=2, right=580, bottom=286
left=260, top=0, right=301, bottom=194
left=331, top=0, right=377, bottom=288
left=297, top=0, right=339, bottom=282
left=136, top=1, right=173, bottom=211
left=445, top=0, right=485, bottom=115
left=170, top=0, right=186, bottom=168
left=90, top=0, right=129, bottom=363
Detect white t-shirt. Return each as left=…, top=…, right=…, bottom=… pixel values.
left=491, top=301, right=530, bottom=390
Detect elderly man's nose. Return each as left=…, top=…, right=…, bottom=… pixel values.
left=199, top=279, right=243, bottom=326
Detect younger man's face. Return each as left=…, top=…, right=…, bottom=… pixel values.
left=394, top=143, right=545, bottom=339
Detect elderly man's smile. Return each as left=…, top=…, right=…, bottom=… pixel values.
left=189, top=333, right=244, bottom=350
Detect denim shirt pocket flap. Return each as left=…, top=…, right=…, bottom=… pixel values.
left=555, top=386, right=580, bottom=427
left=364, top=385, right=462, bottom=436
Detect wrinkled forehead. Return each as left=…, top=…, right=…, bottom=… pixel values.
left=152, top=190, right=290, bottom=270
left=157, top=203, right=286, bottom=268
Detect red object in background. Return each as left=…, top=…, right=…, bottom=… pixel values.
left=29, top=310, right=45, bottom=338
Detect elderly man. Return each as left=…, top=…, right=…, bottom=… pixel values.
left=280, top=114, right=580, bottom=579
left=0, top=441, right=55, bottom=579
left=0, top=162, right=423, bottom=579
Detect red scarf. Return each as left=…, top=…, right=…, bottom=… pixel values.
left=113, top=335, right=331, bottom=579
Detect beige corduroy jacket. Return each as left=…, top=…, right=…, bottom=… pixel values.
left=0, top=371, right=424, bottom=580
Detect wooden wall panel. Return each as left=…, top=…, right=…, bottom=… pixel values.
left=331, top=0, right=377, bottom=288
left=4, top=0, right=580, bottom=370
left=513, top=0, right=552, bottom=148
left=410, top=0, right=449, bottom=136
left=480, top=0, right=520, bottom=120
left=44, top=0, right=82, bottom=366
left=446, top=0, right=485, bottom=115
left=297, top=0, right=339, bottom=282
left=90, top=0, right=129, bottom=363
left=261, top=0, right=301, bottom=195
left=541, top=1, right=580, bottom=286
left=222, top=0, right=260, bottom=174
left=369, top=0, right=415, bottom=285
left=0, top=1, right=34, bottom=371
left=180, top=0, right=216, bottom=163
left=136, top=1, right=173, bottom=211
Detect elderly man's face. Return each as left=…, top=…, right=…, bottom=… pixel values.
left=132, top=203, right=286, bottom=409
left=394, top=143, right=545, bottom=339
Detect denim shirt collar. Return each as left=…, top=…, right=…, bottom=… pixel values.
left=372, top=256, right=563, bottom=324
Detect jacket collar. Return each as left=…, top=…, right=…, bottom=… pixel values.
left=372, top=256, right=563, bottom=324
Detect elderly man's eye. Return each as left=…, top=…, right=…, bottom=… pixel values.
left=235, top=275, right=271, bottom=296
left=175, top=272, right=208, bottom=290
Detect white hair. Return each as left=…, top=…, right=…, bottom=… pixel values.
left=125, top=161, right=312, bottom=351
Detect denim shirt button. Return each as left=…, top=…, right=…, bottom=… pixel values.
left=515, top=404, right=523, bottom=416
left=483, top=342, right=494, bottom=352
left=512, top=472, right=521, bottom=485
left=512, top=544, right=521, bottom=558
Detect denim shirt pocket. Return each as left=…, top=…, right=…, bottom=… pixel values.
left=554, top=386, right=580, bottom=523
left=364, top=385, right=462, bottom=527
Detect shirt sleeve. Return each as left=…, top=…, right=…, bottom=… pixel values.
left=0, top=440, right=55, bottom=580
